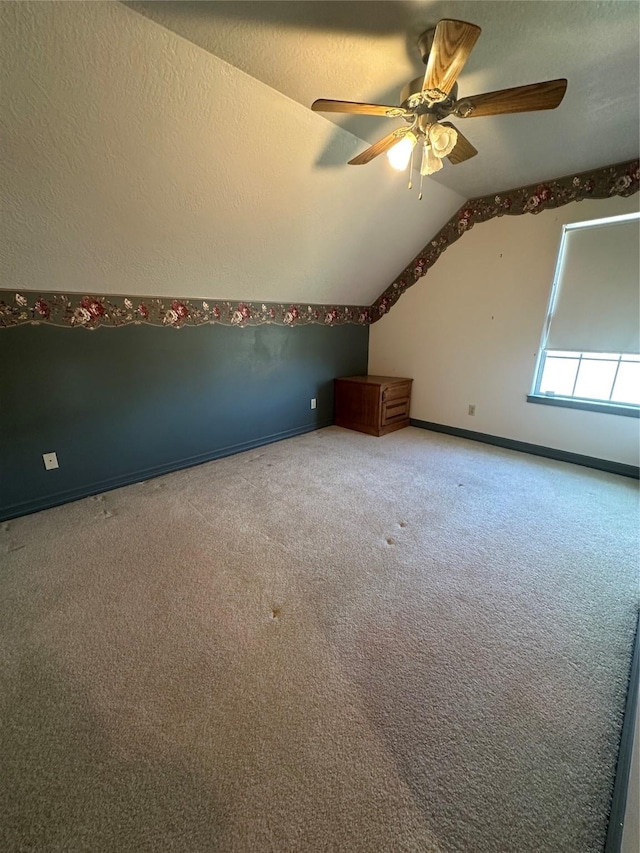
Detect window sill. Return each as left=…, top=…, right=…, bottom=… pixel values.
left=527, top=395, right=639, bottom=418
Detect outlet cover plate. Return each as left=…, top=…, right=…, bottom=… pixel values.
left=311, top=398, right=317, bottom=409
left=43, top=452, right=59, bottom=470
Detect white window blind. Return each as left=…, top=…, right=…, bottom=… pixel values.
left=546, top=214, right=640, bottom=354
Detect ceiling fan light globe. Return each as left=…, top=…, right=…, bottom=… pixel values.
left=430, top=122, right=458, bottom=159
left=420, top=144, right=443, bottom=176
left=386, top=132, right=417, bottom=171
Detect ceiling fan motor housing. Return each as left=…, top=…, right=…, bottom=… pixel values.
left=400, top=76, right=458, bottom=119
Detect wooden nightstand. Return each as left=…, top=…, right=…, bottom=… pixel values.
left=334, top=375, right=413, bottom=436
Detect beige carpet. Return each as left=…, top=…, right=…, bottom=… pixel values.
left=1, top=426, right=638, bottom=852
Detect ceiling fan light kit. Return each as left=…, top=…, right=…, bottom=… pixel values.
left=311, top=18, right=567, bottom=199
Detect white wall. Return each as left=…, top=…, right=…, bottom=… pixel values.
left=369, top=193, right=640, bottom=466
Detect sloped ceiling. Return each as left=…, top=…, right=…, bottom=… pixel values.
left=127, top=1, right=640, bottom=198
left=0, top=1, right=464, bottom=305
left=2, top=2, right=638, bottom=306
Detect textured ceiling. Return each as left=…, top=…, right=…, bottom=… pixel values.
left=2, top=2, right=638, bottom=306
left=128, top=0, right=640, bottom=198
left=0, top=1, right=464, bottom=304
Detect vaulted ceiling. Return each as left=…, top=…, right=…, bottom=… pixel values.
left=1, top=2, right=638, bottom=305
left=127, top=1, right=640, bottom=198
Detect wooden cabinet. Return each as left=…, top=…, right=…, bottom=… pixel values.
left=334, top=375, right=413, bottom=436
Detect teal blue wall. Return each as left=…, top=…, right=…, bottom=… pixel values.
left=0, top=323, right=368, bottom=520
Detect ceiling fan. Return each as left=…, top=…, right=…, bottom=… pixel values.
left=312, top=19, right=567, bottom=196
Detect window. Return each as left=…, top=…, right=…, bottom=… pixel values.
left=529, top=212, right=640, bottom=417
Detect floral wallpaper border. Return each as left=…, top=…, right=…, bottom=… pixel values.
left=0, top=294, right=372, bottom=330
left=371, top=158, right=639, bottom=321
left=1, top=159, right=637, bottom=330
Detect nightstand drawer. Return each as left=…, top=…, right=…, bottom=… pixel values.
left=382, top=382, right=412, bottom=402
left=382, top=397, right=409, bottom=425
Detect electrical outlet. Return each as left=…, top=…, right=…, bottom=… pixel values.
left=310, top=398, right=317, bottom=410
left=468, top=404, right=476, bottom=416
left=43, top=452, right=59, bottom=470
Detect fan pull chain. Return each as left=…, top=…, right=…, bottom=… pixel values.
left=418, top=172, right=424, bottom=201
left=408, top=144, right=415, bottom=190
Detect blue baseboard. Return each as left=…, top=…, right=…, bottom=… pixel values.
left=605, top=612, right=639, bottom=851
left=0, top=420, right=332, bottom=522
left=410, top=419, right=639, bottom=479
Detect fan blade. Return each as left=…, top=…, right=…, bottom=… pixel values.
left=454, top=79, right=567, bottom=117
left=422, top=19, right=481, bottom=101
left=311, top=99, right=407, bottom=117
left=348, top=127, right=412, bottom=166
left=441, top=122, right=477, bottom=164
